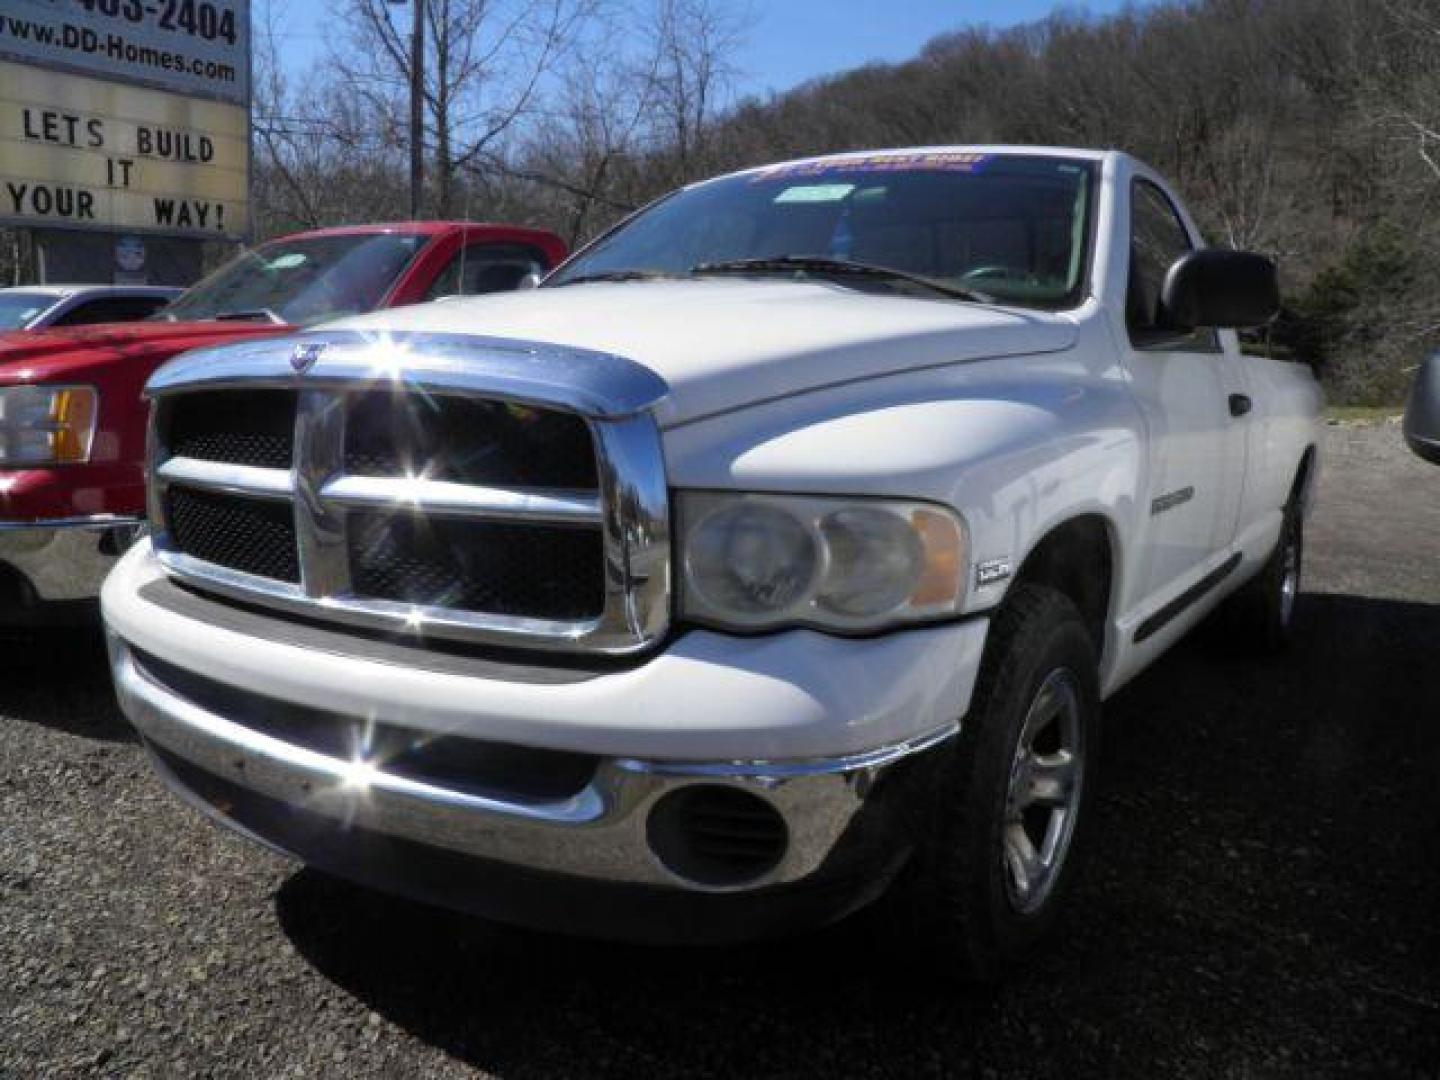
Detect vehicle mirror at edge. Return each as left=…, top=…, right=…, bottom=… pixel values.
left=1403, top=352, right=1440, bottom=465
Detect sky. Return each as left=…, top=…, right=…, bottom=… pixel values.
left=256, top=1, right=1153, bottom=101
left=741, top=1, right=1146, bottom=96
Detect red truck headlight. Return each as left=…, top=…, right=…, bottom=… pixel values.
left=0, top=385, right=99, bottom=466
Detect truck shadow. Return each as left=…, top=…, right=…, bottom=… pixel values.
left=276, top=589, right=1440, bottom=1076
left=0, top=628, right=135, bottom=743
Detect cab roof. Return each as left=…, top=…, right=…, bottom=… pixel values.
left=273, top=221, right=561, bottom=243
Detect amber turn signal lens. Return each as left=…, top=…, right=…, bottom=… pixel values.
left=909, top=508, right=965, bottom=606
left=51, top=388, right=99, bottom=463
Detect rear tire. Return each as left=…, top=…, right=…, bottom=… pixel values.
left=875, top=583, right=1102, bottom=983
left=1218, top=504, right=1302, bottom=655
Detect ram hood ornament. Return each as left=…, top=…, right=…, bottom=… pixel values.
left=290, top=341, right=326, bottom=373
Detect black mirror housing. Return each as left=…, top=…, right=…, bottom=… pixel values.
left=1404, top=352, right=1440, bottom=465
left=1161, top=249, right=1280, bottom=330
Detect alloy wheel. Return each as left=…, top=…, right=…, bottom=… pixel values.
left=1001, top=668, right=1085, bottom=915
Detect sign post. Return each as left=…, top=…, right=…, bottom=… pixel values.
left=0, top=0, right=251, bottom=282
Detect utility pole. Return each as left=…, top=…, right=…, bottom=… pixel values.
left=408, top=0, right=424, bottom=219
left=385, top=0, right=424, bottom=218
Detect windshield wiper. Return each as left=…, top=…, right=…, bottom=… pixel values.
left=550, top=270, right=687, bottom=287
left=213, top=308, right=285, bottom=324
left=691, top=256, right=991, bottom=303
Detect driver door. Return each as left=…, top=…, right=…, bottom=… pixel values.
left=1122, top=179, right=1249, bottom=609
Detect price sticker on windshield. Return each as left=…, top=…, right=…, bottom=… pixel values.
left=773, top=183, right=856, bottom=203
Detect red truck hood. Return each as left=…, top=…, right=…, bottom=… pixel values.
left=0, top=321, right=293, bottom=383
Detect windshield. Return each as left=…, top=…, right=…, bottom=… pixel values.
left=0, top=292, right=56, bottom=329
left=160, top=232, right=430, bottom=325
left=550, top=153, right=1095, bottom=308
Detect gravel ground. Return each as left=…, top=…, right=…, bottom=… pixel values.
left=2, top=420, right=1439, bottom=1079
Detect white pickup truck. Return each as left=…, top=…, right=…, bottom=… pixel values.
left=102, top=147, right=1322, bottom=978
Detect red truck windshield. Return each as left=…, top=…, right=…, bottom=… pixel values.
left=0, top=291, right=53, bottom=329
left=158, top=232, right=429, bottom=326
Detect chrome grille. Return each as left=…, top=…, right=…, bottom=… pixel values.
left=344, top=391, right=599, bottom=488
left=144, top=331, right=671, bottom=655
left=165, top=486, right=301, bottom=584
left=167, top=390, right=297, bottom=469
left=347, top=513, right=605, bottom=620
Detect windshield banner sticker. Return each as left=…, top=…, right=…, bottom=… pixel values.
left=753, top=152, right=994, bottom=182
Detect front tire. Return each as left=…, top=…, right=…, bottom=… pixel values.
left=877, top=583, right=1102, bottom=982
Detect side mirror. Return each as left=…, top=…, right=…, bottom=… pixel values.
left=1404, top=352, right=1440, bottom=465
left=1161, top=249, right=1280, bottom=330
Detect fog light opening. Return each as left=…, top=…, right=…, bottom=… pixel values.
left=646, top=784, right=788, bottom=888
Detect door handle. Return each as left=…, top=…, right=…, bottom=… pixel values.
left=1229, top=394, right=1253, bottom=418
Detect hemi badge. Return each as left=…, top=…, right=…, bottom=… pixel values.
left=976, top=559, right=1013, bottom=587
left=1150, top=486, right=1195, bottom=516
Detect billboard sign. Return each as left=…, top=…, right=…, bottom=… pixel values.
left=0, top=0, right=249, bottom=106
left=0, top=0, right=247, bottom=240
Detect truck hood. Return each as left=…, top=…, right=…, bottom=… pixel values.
left=0, top=321, right=293, bottom=384
left=330, top=279, right=1078, bottom=424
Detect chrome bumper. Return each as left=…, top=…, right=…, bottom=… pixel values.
left=0, top=516, right=145, bottom=603
left=108, top=631, right=954, bottom=893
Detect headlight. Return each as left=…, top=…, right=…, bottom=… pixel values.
left=678, top=491, right=967, bottom=632
left=0, top=385, right=98, bottom=466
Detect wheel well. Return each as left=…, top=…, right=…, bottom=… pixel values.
left=1011, top=516, right=1114, bottom=661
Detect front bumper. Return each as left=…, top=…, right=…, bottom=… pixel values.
left=0, top=515, right=144, bottom=623
left=103, top=542, right=988, bottom=937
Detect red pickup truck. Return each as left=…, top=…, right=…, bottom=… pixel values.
left=0, top=221, right=567, bottom=625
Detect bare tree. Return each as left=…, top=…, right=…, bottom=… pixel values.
left=1369, top=0, right=1440, bottom=184
left=506, top=0, right=748, bottom=243
left=250, top=7, right=410, bottom=234
left=643, top=0, right=746, bottom=185
left=329, top=0, right=598, bottom=218
left=522, top=56, right=656, bottom=242
left=250, top=12, right=328, bottom=229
